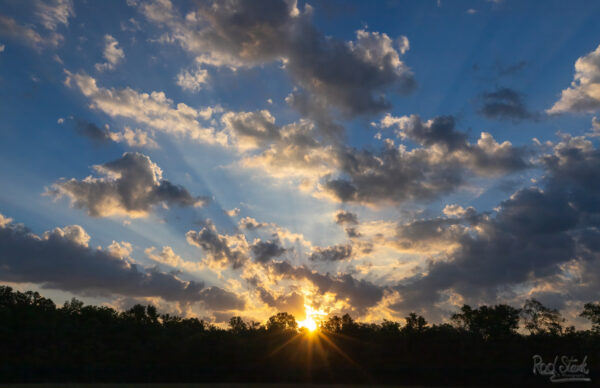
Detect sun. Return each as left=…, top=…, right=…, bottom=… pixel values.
left=298, top=316, right=318, bottom=332
left=297, top=304, right=326, bottom=333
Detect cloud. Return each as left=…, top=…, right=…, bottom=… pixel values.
left=95, top=35, right=125, bottom=71
left=74, top=119, right=158, bottom=148
left=74, top=119, right=112, bottom=143
left=241, top=119, right=338, bottom=180
left=309, top=243, right=353, bottom=262
left=34, top=0, right=74, bottom=31
left=477, top=87, right=537, bottom=121
left=139, top=0, right=415, bottom=123
left=186, top=222, right=249, bottom=269
left=270, top=261, right=385, bottom=315
left=64, top=71, right=226, bottom=145
left=108, top=127, right=159, bottom=148
left=0, top=213, right=244, bottom=311
left=0, top=14, right=62, bottom=50
left=392, top=135, right=600, bottom=313
left=250, top=239, right=287, bottom=263
left=145, top=246, right=203, bottom=272
left=334, top=210, right=358, bottom=225
left=548, top=43, right=600, bottom=114
left=257, top=287, right=305, bottom=319
left=47, top=152, right=208, bottom=218
left=176, top=67, right=208, bottom=92
left=222, top=110, right=281, bottom=150
left=324, top=115, right=529, bottom=205
left=225, top=208, right=240, bottom=217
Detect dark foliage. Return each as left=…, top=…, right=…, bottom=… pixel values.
left=0, top=286, right=598, bottom=386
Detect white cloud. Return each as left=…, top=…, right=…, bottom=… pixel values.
left=548, top=43, right=600, bottom=114
left=64, top=70, right=226, bottom=145
left=95, top=35, right=125, bottom=71
left=176, top=67, right=208, bottom=92
left=108, top=127, right=159, bottom=148
left=35, top=0, right=74, bottom=31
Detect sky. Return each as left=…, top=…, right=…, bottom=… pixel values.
left=1, top=0, right=600, bottom=327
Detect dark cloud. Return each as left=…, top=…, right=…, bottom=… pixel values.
left=186, top=222, right=248, bottom=269
left=270, top=261, right=384, bottom=315
left=391, top=115, right=468, bottom=151
left=199, top=286, right=246, bottom=310
left=335, top=210, right=358, bottom=225
left=250, top=239, right=287, bottom=263
left=345, top=227, right=361, bottom=238
left=47, top=152, right=208, bottom=218
left=309, top=243, right=353, bottom=262
left=74, top=119, right=112, bottom=143
left=257, top=286, right=305, bottom=318
left=141, top=0, right=416, bottom=128
left=393, top=135, right=600, bottom=312
left=477, top=87, right=537, bottom=122
left=222, top=110, right=281, bottom=149
left=0, top=214, right=244, bottom=310
left=325, top=115, right=530, bottom=205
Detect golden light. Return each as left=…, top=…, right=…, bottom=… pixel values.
left=297, top=304, right=326, bottom=333
left=298, top=316, right=317, bottom=332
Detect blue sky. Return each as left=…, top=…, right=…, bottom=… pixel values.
left=1, top=0, right=600, bottom=326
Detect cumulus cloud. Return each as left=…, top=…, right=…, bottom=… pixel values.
left=186, top=222, right=249, bottom=269
left=139, top=0, right=415, bottom=126
left=64, top=71, right=226, bottom=145
left=309, top=243, right=353, bottom=262
left=95, top=35, right=125, bottom=71
left=222, top=110, right=281, bottom=150
left=257, top=287, right=305, bottom=319
left=176, top=67, right=208, bottom=92
left=323, top=115, right=529, bottom=205
left=548, top=43, right=600, bottom=114
left=0, top=213, right=244, bottom=311
left=335, top=210, right=359, bottom=225
left=108, top=127, right=159, bottom=148
left=250, top=239, right=287, bottom=263
left=241, top=119, right=338, bottom=180
left=145, top=246, right=203, bottom=272
left=74, top=119, right=158, bottom=148
left=392, top=135, right=600, bottom=314
left=47, top=152, right=208, bottom=218
left=270, top=261, right=384, bottom=315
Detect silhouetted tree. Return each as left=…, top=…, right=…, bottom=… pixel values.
left=452, top=304, right=520, bottom=339
left=380, top=319, right=401, bottom=333
left=266, top=312, right=297, bottom=331
left=229, top=316, right=248, bottom=333
left=581, top=302, right=600, bottom=332
left=1, top=285, right=599, bottom=386
left=521, top=298, right=565, bottom=335
left=322, top=315, right=342, bottom=333
left=403, top=312, right=428, bottom=333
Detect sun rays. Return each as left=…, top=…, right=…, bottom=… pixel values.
left=297, top=304, right=327, bottom=333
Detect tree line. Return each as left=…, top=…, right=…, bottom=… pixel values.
left=1, top=285, right=599, bottom=385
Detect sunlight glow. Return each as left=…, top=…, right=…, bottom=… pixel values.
left=297, top=304, right=327, bottom=332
